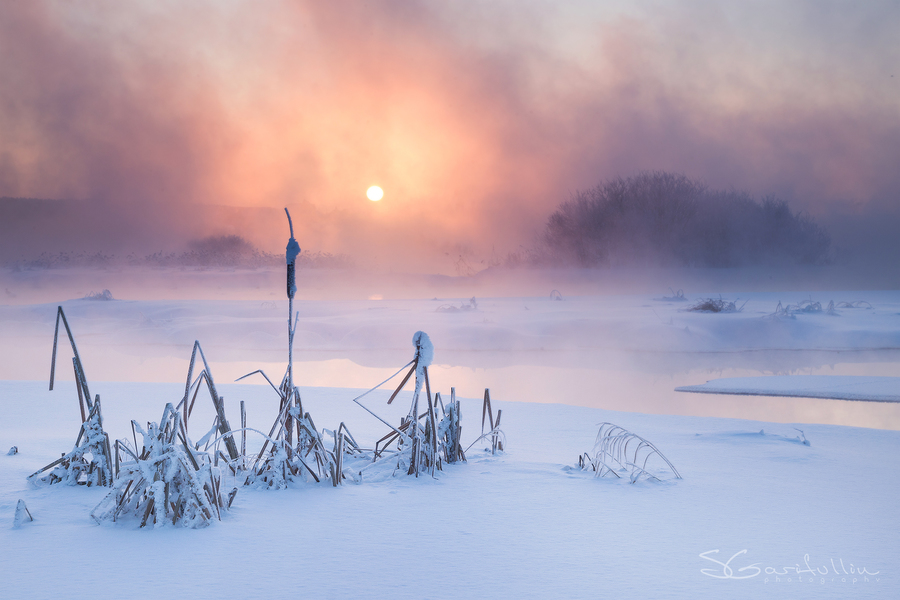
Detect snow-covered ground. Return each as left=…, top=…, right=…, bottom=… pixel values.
left=678, top=375, right=900, bottom=402
left=2, top=381, right=896, bottom=600
left=1, top=268, right=899, bottom=599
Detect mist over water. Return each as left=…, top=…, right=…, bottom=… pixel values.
left=1, top=2, right=898, bottom=431
left=2, top=266, right=899, bottom=431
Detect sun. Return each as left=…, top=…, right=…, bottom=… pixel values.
left=366, top=185, right=384, bottom=201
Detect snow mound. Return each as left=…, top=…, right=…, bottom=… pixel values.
left=676, top=375, right=900, bottom=403
left=412, top=331, right=433, bottom=368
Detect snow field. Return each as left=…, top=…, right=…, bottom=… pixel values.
left=1, top=380, right=897, bottom=600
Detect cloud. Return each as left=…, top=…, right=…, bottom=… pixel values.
left=1, top=0, right=897, bottom=269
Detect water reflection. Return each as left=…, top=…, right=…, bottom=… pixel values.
left=282, top=349, right=900, bottom=431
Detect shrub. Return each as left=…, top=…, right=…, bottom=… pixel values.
left=542, top=172, right=830, bottom=267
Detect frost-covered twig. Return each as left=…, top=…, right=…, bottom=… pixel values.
left=176, top=341, right=239, bottom=460
left=437, top=389, right=466, bottom=463
left=686, top=296, right=745, bottom=313
left=579, top=422, right=680, bottom=483
left=435, top=297, right=478, bottom=313
left=836, top=300, right=872, bottom=309
left=466, top=389, right=505, bottom=455
left=29, top=398, right=113, bottom=487
left=91, top=403, right=236, bottom=528
left=33, top=307, right=113, bottom=487
left=657, top=288, right=686, bottom=302
left=769, top=298, right=839, bottom=319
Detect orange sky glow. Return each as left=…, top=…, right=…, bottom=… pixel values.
left=1, top=1, right=898, bottom=269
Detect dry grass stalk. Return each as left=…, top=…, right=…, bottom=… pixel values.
left=658, top=288, right=686, bottom=302
left=239, top=209, right=338, bottom=488
left=352, top=331, right=476, bottom=478
left=240, top=400, right=247, bottom=462
left=836, top=300, right=872, bottom=309
left=579, top=422, right=681, bottom=483
left=436, top=389, right=465, bottom=463
left=237, top=368, right=337, bottom=488
left=771, top=298, right=844, bottom=319
left=465, top=388, right=506, bottom=455
left=176, top=341, right=239, bottom=461
left=31, top=307, right=113, bottom=487
left=398, top=333, right=444, bottom=476
left=435, top=297, right=478, bottom=313
left=91, top=403, right=235, bottom=528
left=29, top=396, right=113, bottom=487
left=687, top=296, right=746, bottom=313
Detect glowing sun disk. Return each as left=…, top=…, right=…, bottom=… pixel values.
left=367, top=186, right=384, bottom=201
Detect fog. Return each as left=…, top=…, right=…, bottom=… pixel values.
left=1, top=1, right=898, bottom=271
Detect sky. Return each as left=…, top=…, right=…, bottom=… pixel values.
left=1, top=1, right=898, bottom=269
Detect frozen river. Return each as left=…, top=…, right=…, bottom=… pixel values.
left=3, top=284, right=899, bottom=430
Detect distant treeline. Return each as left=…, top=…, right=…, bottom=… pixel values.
left=528, top=172, right=831, bottom=267
left=5, top=235, right=352, bottom=270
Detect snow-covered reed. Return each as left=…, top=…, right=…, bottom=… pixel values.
left=579, top=422, right=681, bottom=483
left=686, top=296, right=746, bottom=313
left=30, top=306, right=113, bottom=487
left=92, top=403, right=235, bottom=528
left=465, top=389, right=505, bottom=455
